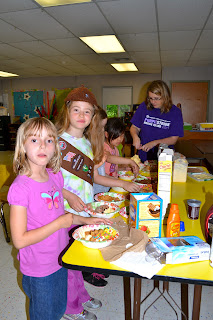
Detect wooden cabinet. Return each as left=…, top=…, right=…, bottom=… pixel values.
left=0, top=116, right=10, bottom=151
left=8, top=123, right=20, bottom=150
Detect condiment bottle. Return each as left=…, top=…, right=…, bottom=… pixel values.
left=166, top=203, right=180, bottom=237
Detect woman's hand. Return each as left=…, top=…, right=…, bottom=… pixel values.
left=141, top=140, right=157, bottom=152
left=132, top=135, right=142, bottom=150
left=122, top=181, right=141, bottom=192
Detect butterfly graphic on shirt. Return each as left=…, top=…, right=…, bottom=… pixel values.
left=41, top=189, right=60, bottom=210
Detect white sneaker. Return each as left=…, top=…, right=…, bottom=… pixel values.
left=63, top=310, right=97, bottom=320
left=83, top=297, right=102, bottom=310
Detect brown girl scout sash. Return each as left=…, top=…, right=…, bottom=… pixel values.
left=59, top=137, right=94, bottom=185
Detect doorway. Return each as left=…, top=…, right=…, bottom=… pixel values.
left=171, top=82, right=209, bottom=125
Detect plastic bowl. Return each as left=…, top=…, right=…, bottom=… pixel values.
left=72, top=224, right=119, bottom=249
left=94, top=192, right=125, bottom=207
left=85, top=201, right=120, bottom=218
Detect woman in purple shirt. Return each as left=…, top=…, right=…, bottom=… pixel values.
left=130, top=80, right=184, bottom=162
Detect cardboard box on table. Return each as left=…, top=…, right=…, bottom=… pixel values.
left=157, top=149, right=174, bottom=219
left=129, top=192, right=163, bottom=237
left=150, top=236, right=210, bottom=264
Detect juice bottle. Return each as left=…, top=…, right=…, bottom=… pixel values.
left=166, top=203, right=180, bottom=237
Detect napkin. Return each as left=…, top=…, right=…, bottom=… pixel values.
left=100, top=216, right=165, bottom=279
left=111, top=251, right=165, bottom=279
left=100, top=216, right=149, bottom=262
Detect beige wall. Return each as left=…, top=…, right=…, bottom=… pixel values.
left=0, top=73, right=160, bottom=121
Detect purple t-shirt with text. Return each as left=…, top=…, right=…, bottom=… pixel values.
left=7, top=169, right=69, bottom=277
left=131, top=102, right=184, bottom=161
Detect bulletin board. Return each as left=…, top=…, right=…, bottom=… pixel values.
left=13, top=90, right=44, bottom=122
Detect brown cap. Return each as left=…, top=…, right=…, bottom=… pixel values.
left=64, top=85, right=97, bottom=106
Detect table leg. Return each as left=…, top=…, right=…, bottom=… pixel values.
left=181, top=283, right=189, bottom=320
left=123, top=277, right=132, bottom=320
left=192, top=285, right=202, bottom=320
left=133, top=278, right=142, bottom=320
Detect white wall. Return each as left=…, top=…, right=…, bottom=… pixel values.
left=1, top=66, right=212, bottom=122
left=0, top=73, right=159, bottom=121
left=162, top=65, right=213, bottom=122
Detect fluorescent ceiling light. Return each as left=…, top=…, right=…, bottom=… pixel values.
left=80, top=35, right=125, bottom=53
left=0, top=71, right=19, bottom=77
left=111, top=63, right=138, bottom=72
left=35, top=0, right=91, bottom=7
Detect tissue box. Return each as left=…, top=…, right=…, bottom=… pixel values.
left=129, top=193, right=163, bottom=237
left=157, top=149, right=174, bottom=218
left=150, top=236, right=210, bottom=264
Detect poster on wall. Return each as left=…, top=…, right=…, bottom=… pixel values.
left=13, top=90, right=44, bottom=122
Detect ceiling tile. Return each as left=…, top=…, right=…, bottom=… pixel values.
left=129, top=51, right=160, bottom=62
left=161, top=50, right=191, bottom=61
left=190, top=48, right=213, bottom=61
left=160, top=31, right=200, bottom=50
left=119, top=33, right=159, bottom=51
left=44, top=38, right=93, bottom=54
left=158, top=0, right=213, bottom=31
left=0, top=44, right=33, bottom=58
left=196, top=30, right=213, bottom=49
left=98, top=0, right=157, bottom=33
left=46, top=3, right=113, bottom=36
left=9, top=41, right=62, bottom=56
left=0, top=19, right=34, bottom=42
left=205, top=11, right=213, bottom=30
left=0, top=0, right=38, bottom=13
left=69, top=54, right=107, bottom=65
left=0, top=9, right=74, bottom=40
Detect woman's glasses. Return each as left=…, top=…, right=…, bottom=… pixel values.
left=148, top=96, right=162, bottom=101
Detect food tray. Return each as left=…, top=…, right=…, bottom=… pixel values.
left=94, top=192, right=125, bottom=207
left=72, top=224, right=119, bottom=249
left=84, top=201, right=120, bottom=218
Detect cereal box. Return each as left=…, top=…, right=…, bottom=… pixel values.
left=129, top=193, right=163, bottom=237
left=157, top=149, right=174, bottom=218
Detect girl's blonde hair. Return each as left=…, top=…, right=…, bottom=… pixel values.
left=145, top=80, right=172, bottom=113
left=13, top=117, right=61, bottom=176
left=85, top=106, right=107, bottom=165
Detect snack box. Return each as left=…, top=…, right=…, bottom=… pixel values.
left=157, top=149, right=174, bottom=218
left=150, top=236, right=210, bottom=264
left=129, top=192, right=163, bottom=237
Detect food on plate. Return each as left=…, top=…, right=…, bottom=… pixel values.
left=81, top=226, right=118, bottom=242
left=97, top=195, right=120, bottom=202
left=94, top=205, right=115, bottom=214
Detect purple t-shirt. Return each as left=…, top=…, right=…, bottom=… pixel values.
left=7, top=169, right=69, bottom=277
left=131, top=102, right=184, bottom=162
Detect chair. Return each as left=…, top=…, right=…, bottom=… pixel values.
left=0, top=164, right=11, bottom=242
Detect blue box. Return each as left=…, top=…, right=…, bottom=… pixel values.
left=129, top=193, right=163, bottom=237
left=150, top=236, right=210, bottom=264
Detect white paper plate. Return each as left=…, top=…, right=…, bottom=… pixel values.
left=94, top=192, right=125, bottom=207
left=72, top=224, right=119, bottom=249
left=85, top=201, right=119, bottom=218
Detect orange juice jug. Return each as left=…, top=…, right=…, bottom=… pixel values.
left=166, top=203, right=180, bottom=237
